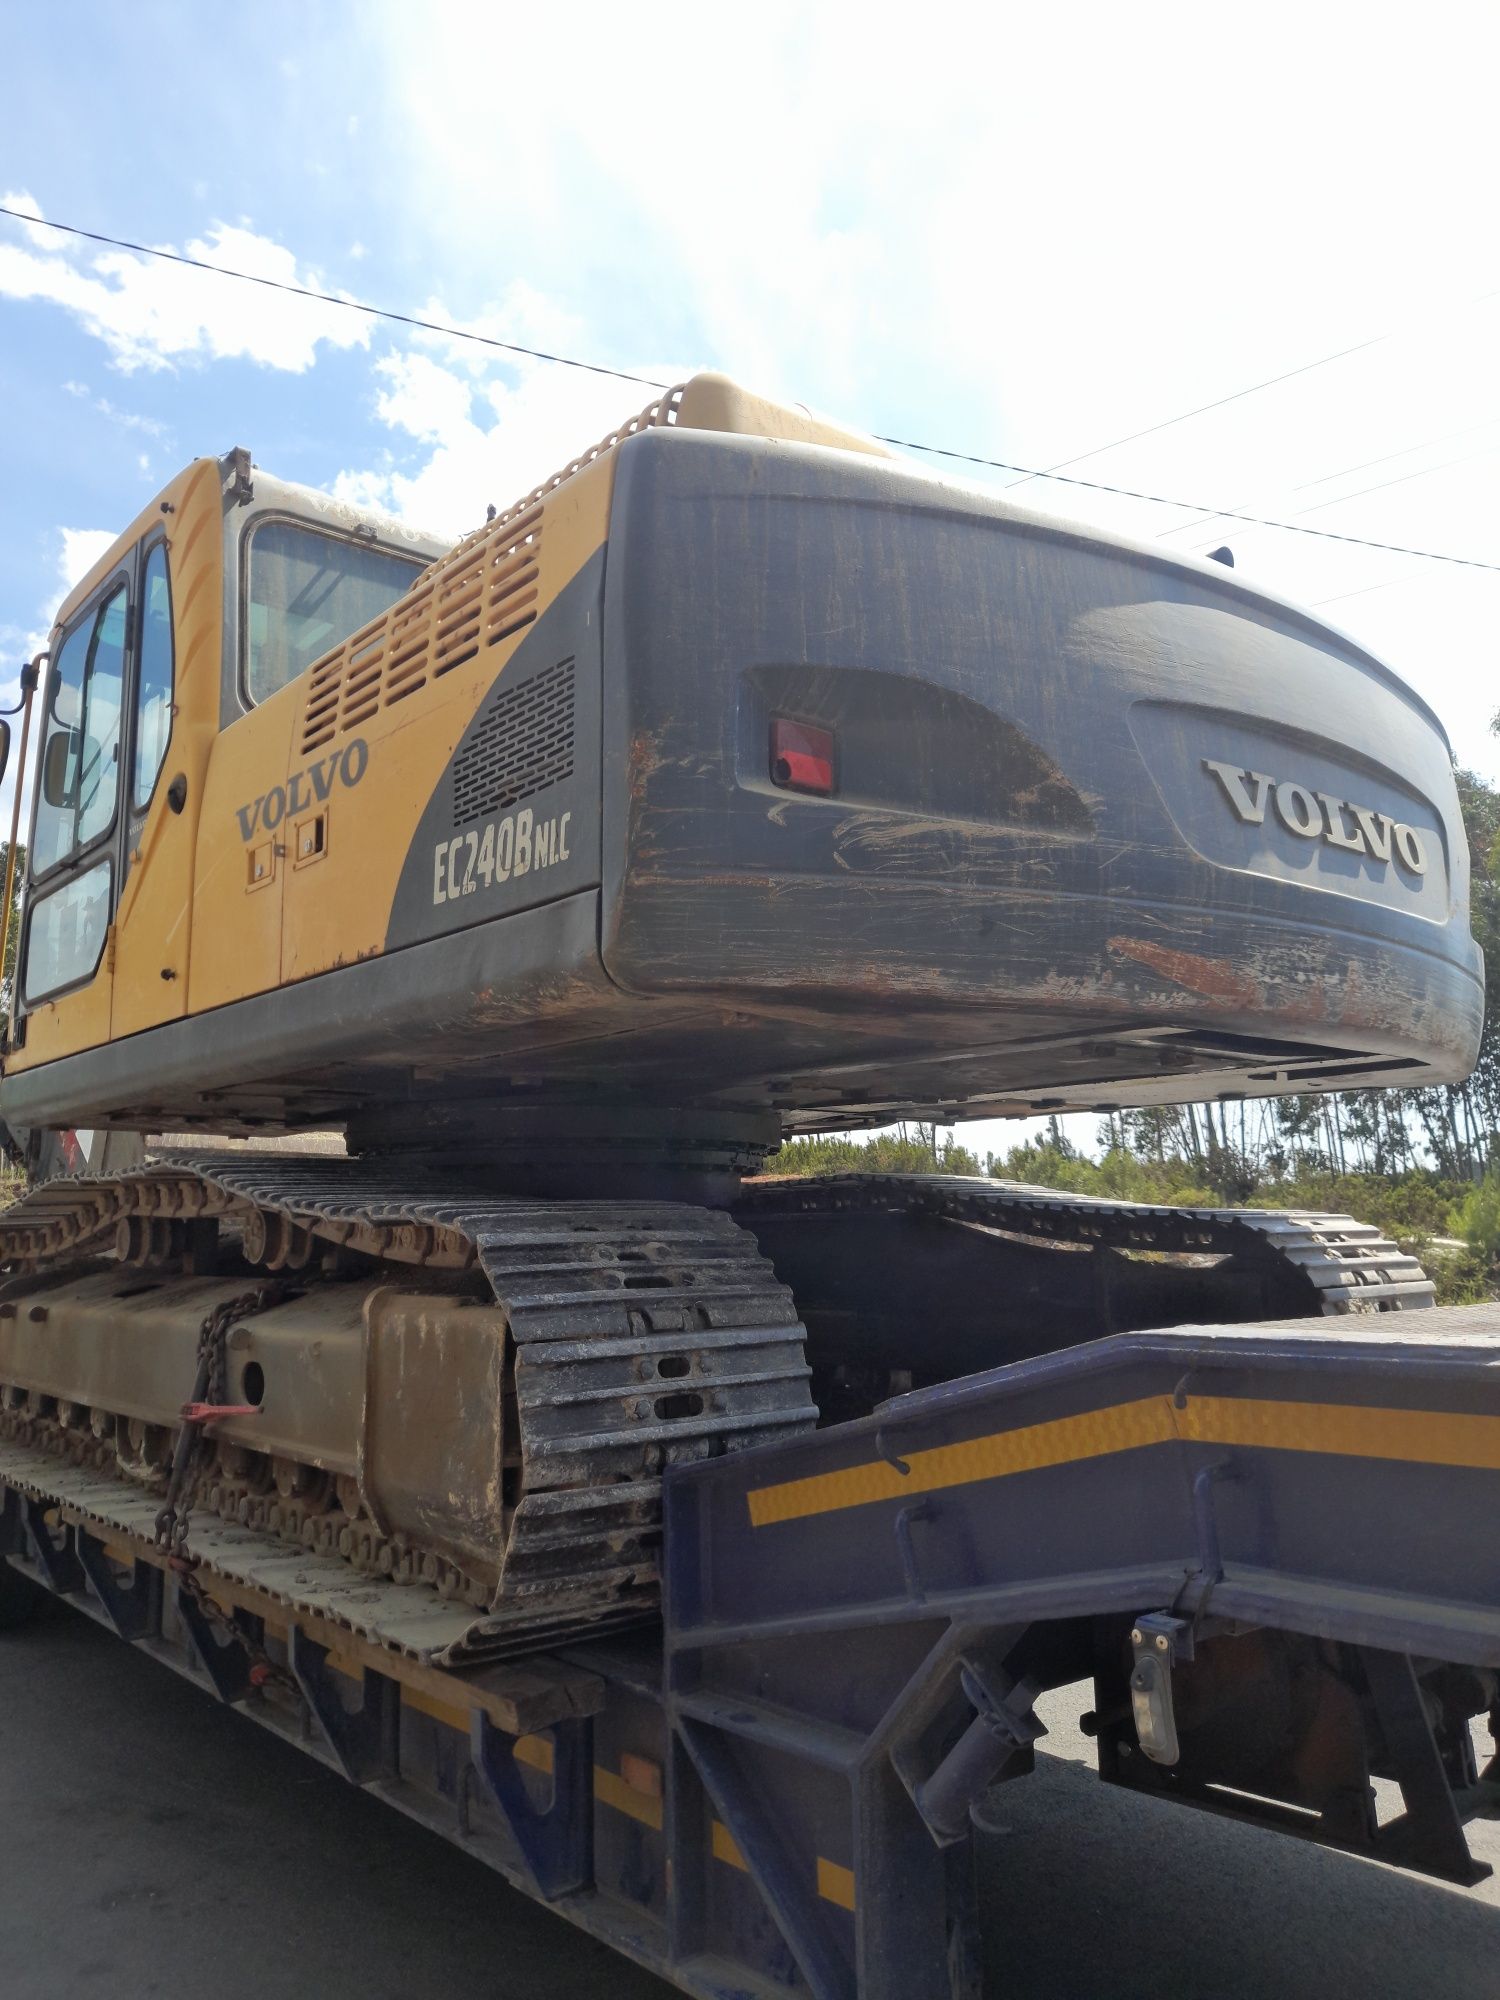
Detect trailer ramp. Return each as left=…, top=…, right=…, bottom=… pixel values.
left=663, top=1307, right=1500, bottom=2000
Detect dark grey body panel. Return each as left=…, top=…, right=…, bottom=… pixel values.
left=1, top=429, right=1482, bottom=1140
left=598, top=431, right=1480, bottom=1117
left=0, top=894, right=620, bottom=1131
left=386, top=550, right=604, bottom=948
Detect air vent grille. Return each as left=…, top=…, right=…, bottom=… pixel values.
left=297, top=381, right=684, bottom=758
left=300, top=508, right=543, bottom=753
left=452, top=657, right=575, bottom=826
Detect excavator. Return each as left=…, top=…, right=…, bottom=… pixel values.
left=0, top=374, right=1495, bottom=1999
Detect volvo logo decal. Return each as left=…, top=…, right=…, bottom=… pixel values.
left=235, top=738, right=369, bottom=842
left=1203, top=759, right=1429, bottom=875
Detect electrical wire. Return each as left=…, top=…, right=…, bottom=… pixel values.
left=1309, top=576, right=1431, bottom=609
left=1156, top=417, right=1500, bottom=546
left=1004, top=288, right=1498, bottom=495
left=878, top=434, right=1500, bottom=573
left=4, top=203, right=1499, bottom=576
left=997, top=332, right=1390, bottom=493
left=0, top=205, right=670, bottom=391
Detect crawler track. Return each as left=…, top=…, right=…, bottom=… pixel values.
left=0, top=1161, right=1430, bottom=1663
left=0, top=1157, right=815, bottom=1663
left=736, top=1173, right=1435, bottom=1313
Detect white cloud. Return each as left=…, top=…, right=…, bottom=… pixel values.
left=0, top=193, right=370, bottom=375
left=1, top=189, right=53, bottom=252
left=332, top=278, right=684, bottom=538
left=62, top=379, right=170, bottom=441
left=345, top=1, right=1499, bottom=782
left=371, top=350, right=475, bottom=443
left=58, top=528, right=117, bottom=594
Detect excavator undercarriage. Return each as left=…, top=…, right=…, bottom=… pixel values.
left=0, top=1156, right=1433, bottom=1664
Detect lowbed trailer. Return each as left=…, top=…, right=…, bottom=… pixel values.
left=5, top=1296, right=1500, bottom=2000
left=1, top=377, right=1495, bottom=1995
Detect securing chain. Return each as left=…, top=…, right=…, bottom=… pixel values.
left=154, top=1284, right=283, bottom=1557
left=153, top=1282, right=297, bottom=1694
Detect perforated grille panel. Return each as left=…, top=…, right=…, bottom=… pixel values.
left=452, top=657, right=575, bottom=826
left=297, top=380, right=685, bottom=758
left=300, top=508, right=544, bottom=753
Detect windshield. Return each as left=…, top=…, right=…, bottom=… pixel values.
left=245, top=518, right=423, bottom=704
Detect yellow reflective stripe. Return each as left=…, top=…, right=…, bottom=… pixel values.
left=746, top=1392, right=1500, bottom=1528
left=400, top=1686, right=469, bottom=1732
left=594, top=1765, right=664, bottom=1830
left=1176, top=1395, right=1500, bottom=1469
left=516, top=1733, right=554, bottom=1774
left=595, top=1795, right=851, bottom=1912
left=396, top=1691, right=556, bottom=1777
left=817, top=1858, right=856, bottom=1910
left=709, top=1820, right=852, bottom=1909
left=747, top=1397, right=1173, bottom=1526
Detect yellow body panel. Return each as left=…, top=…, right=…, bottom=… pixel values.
left=110, top=460, right=224, bottom=1037
left=280, top=454, right=615, bottom=985
left=9, top=372, right=875, bottom=1076
left=18, top=956, right=114, bottom=1073
left=188, top=677, right=296, bottom=1011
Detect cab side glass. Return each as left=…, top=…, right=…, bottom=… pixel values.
left=32, top=616, right=91, bottom=873
left=21, top=858, right=112, bottom=1003
left=76, top=589, right=125, bottom=848
left=31, top=583, right=127, bottom=875
left=133, top=543, right=174, bottom=813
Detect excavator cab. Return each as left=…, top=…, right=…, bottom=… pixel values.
left=7, top=449, right=444, bottom=1100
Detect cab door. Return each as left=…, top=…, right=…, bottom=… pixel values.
left=108, top=532, right=195, bottom=1037
left=15, top=568, right=130, bottom=1064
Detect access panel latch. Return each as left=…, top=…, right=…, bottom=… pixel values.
left=1129, top=1612, right=1193, bottom=1765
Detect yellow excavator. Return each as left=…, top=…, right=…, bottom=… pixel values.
left=0, top=376, right=1493, bottom=1995
left=0, top=365, right=1477, bottom=1635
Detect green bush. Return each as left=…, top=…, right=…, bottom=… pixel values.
left=1459, top=1169, right=1500, bottom=1262
left=765, top=1133, right=987, bottom=1178
left=760, top=1134, right=1490, bottom=1302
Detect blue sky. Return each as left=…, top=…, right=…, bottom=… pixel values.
left=2, top=1, right=1497, bottom=1150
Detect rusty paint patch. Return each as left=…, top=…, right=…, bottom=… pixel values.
left=1108, top=935, right=1264, bottom=1010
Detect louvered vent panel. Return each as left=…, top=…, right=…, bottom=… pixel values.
left=451, top=657, right=576, bottom=827
left=299, top=379, right=683, bottom=757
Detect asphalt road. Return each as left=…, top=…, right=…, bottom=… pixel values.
left=2, top=1598, right=1498, bottom=2000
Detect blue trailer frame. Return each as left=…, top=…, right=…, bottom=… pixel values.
left=4, top=1305, right=1500, bottom=1998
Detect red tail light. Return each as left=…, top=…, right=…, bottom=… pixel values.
left=770, top=719, right=835, bottom=796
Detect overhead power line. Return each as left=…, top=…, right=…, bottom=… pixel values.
left=4, top=204, right=1499, bottom=578
left=1010, top=286, right=1499, bottom=496
left=879, top=434, right=1500, bottom=574
left=0, top=205, right=670, bottom=390
left=999, top=332, right=1390, bottom=493
left=1290, top=416, right=1500, bottom=495
left=1155, top=415, right=1500, bottom=546
left=1310, top=576, right=1435, bottom=609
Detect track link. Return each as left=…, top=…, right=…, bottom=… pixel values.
left=735, top=1173, right=1435, bottom=1312
left=0, top=1157, right=816, bottom=1663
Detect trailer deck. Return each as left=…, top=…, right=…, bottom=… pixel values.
left=5, top=1306, right=1500, bottom=2000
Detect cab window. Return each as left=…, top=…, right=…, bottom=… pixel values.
left=133, top=542, right=174, bottom=812
left=245, top=519, right=421, bottom=705
left=22, top=859, right=112, bottom=1003
left=32, top=582, right=126, bottom=877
